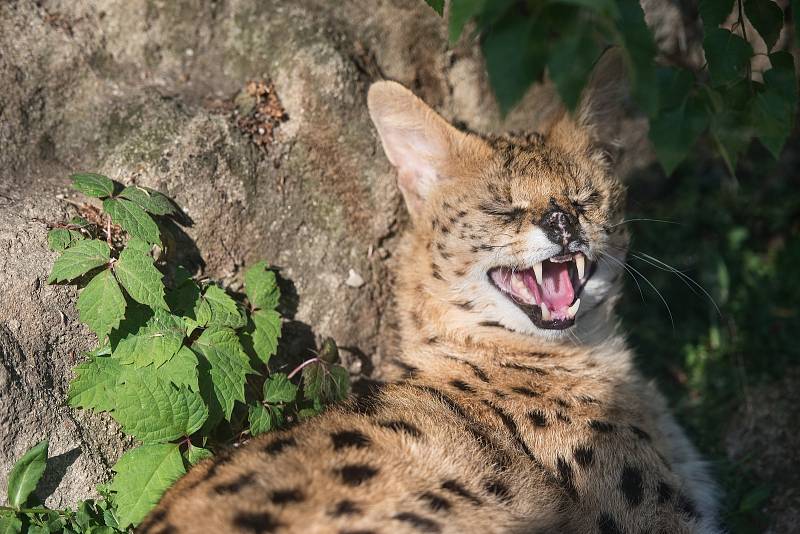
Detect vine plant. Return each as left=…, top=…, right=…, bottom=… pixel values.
left=0, top=174, right=349, bottom=533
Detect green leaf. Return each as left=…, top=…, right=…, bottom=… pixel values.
left=185, top=445, right=213, bottom=466
left=113, top=368, right=208, bottom=443
left=264, top=373, right=298, bottom=404
left=703, top=28, right=753, bottom=87
left=547, top=18, right=599, bottom=110
left=114, top=245, right=167, bottom=310
left=616, top=0, right=659, bottom=116
left=650, top=94, right=710, bottom=175
left=709, top=105, right=753, bottom=174
left=302, top=362, right=350, bottom=404
left=0, top=516, right=22, bottom=534
left=68, top=356, right=124, bottom=412
left=112, top=309, right=184, bottom=368
left=449, top=0, right=485, bottom=42
left=745, top=0, right=784, bottom=51
left=482, top=14, right=542, bottom=114
left=251, top=309, right=281, bottom=364
left=70, top=173, right=115, bottom=198
left=152, top=346, right=199, bottom=391
left=6, top=439, right=48, bottom=508
left=244, top=262, right=280, bottom=311
left=194, top=328, right=254, bottom=422
left=201, top=285, right=246, bottom=329
left=752, top=51, right=797, bottom=157
left=103, top=198, right=161, bottom=245
left=119, top=185, right=177, bottom=216
left=423, top=0, right=444, bottom=16
left=77, top=270, right=127, bottom=342
left=47, top=228, right=84, bottom=252
left=48, top=239, right=110, bottom=283
left=793, top=0, right=800, bottom=47
left=109, top=444, right=185, bottom=528
left=699, top=0, right=735, bottom=28
left=248, top=403, right=275, bottom=436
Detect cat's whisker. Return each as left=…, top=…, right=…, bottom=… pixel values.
left=609, top=218, right=681, bottom=228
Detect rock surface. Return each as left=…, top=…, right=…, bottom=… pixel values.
left=0, top=0, right=770, bottom=518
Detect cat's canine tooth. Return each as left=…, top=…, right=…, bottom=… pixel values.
left=567, top=298, right=581, bottom=317
left=540, top=304, right=551, bottom=321
left=533, top=262, right=543, bottom=286
left=575, top=253, right=585, bottom=280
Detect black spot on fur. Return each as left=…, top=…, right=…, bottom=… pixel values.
left=573, top=446, right=594, bottom=468
left=657, top=481, right=673, bottom=504
left=339, top=531, right=376, bottom=534
left=441, top=479, right=482, bottom=506
left=331, top=430, right=371, bottom=450
left=233, top=511, right=281, bottom=533
left=378, top=419, right=423, bottom=438
left=478, top=320, right=504, bottom=328
left=528, top=409, right=548, bottom=427
left=393, top=512, right=441, bottom=533
left=270, top=488, right=304, bottom=505
left=483, top=400, right=539, bottom=463
left=501, top=362, right=548, bottom=375
left=554, top=398, right=572, bottom=409
left=484, top=479, right=512, bottom=502
left=588, top=420, right=615, bottom=433
left=336, top=464, right=379, bottom=486
left=213, top=473, right=254, bottom=494
left=512, top=386, right=540, bottom=397
left=578, top=395, right=599, bottom=405
left=597, top=513, right=621, bottom=534
left=556, top=412, right=572, bottom=424
left=630, top=425, right=651, bottom=441
left=431, top=263, right=444, bottom=280
left=455, top=300, right=474, bottom=311
left=676, top=493, right=700, bottom=518
left=330, top=499, right=361, bottom=517
left=450, top=379, right=476, bottom=393
left=620, top=465, right=644, bottom=506
left=420, top=491, right=451, bottom=512
left=392, top=358, right=419, bottom=378
left=556, top=456, right=578, bottom=500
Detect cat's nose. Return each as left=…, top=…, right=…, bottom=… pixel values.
left=540, top=208, right=578, bottom=247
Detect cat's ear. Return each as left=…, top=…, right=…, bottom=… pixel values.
left=368, top=81, right=489, bottom=219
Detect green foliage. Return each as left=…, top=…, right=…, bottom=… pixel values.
left=2, top=172, right=352, bottom=531
left=434, top=0, right=798, bottom=175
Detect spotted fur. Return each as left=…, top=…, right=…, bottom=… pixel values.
left=140, top=76, right=720, bottom=533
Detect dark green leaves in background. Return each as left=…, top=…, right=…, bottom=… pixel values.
left=426, top=0, right=798, bottom=175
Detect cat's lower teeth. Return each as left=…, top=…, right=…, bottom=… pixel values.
left=567, top=298, right=581, bottom=317
left=540, top=304, right=551, bottom=321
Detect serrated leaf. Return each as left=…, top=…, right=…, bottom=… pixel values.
left=109, top=444, right=185, bottom=528
left=125, top=236, right=152, bottom=255
left=244, top=262, right=280, bottom=311
left=302, top=362, right=350, bottom=404
left=650, top=94, right=710, bottom=174
left=7, top=439, right=48, bottom=508
left=745, top=0, right=784, bottom=51
left=185, top=445, right=213, bottom=466
left=248, top=404, right=275, bottom=436
left=48, top=239, right=110, bottom=283
left=113, top=368, right=208, bottom=443
left=0, top=516, right=21, bottom=534
left=423, top=0, right=444, bottom=16
left=68, top=356, right=124, bottom=412
left=709, top=105, right=753, bottom=174
left=251, top=309, right=281, bottom=364
left=547, top=18, right=599, bottom=110
left=114, top=245, right=167, bottom=310
left=77, top=270, right=127, bottom=342
left=194, top=328, right=254, bottom=422
left=119, top=185, right=177, bottom=216
left=201, top=285, right=245, bottom=329
left=112, top=309, right=184, bottom=368
left=704, top=28, right=753, bottom=87
left=47, top=228, right=84, bottom=252
left=103, top=198, right=161, bottom=245
left=752, top=51, right=797, bottom=157
left=151, top=346, right=199, bottom=391
left=264, top=373, right=298, bottom=404
left=70, top=173, right=115, bottom=198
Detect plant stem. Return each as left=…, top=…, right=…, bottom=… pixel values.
left=287, top=357, right=320, bottom=379
left=0, top=505, right=64, bottom=515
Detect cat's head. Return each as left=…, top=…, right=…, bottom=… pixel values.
left=368, top=70, right=628, bottom=341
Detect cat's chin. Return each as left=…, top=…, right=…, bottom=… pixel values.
left=487, top=252, right=596, bottom=331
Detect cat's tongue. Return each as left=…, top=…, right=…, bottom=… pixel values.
left=538, top=261, right=575, bottom=313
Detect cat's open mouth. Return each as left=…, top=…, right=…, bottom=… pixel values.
left=488, top=252, right=594, bottom=330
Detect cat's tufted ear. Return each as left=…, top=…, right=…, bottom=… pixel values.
left=368, top=81, right=490, bottom=220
